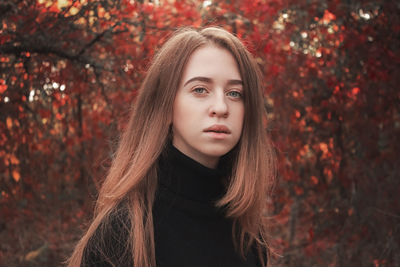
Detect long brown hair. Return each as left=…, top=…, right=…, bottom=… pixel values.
left=67, top=27, right=275, bottom=267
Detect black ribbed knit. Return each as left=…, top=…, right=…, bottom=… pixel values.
left=154, top=144, right=261, bottom=267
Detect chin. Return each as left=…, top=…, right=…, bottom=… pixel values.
left=202, top=145, right=235, bottom=158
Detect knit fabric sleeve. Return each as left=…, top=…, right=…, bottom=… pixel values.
left=81, top=206, right=133, bottom=267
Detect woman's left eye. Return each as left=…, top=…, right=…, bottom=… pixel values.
left=227, top=90, right=243, bottom=98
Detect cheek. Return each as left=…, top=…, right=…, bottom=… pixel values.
left=173, top=101, right=185, bottom=124
left=233, top=104, right=245, bottom=132
left=172, top=97, right=195, bottom=129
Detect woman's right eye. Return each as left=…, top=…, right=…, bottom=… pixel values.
left=193, top=87, right=207, bottom=94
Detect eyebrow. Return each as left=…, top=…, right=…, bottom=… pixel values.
left=183, top=76, right=243, bottom=87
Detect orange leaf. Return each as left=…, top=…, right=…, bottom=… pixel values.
left=6, top=117, right=12, bottom=129
left=311, top=176, right=319, bottom=185
left=294, top=185, right=304, bottom=195
left=10, top=154, right=20, bottom=165
left=48, top=3, right=59, bottom=13
left=12, top=170, right=20, bottom=182
left=0, top=84, right=7, bottom=94
left=352, top=87, right=360, bottom=95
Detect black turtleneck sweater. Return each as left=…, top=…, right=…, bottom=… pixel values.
left=82, top=144, right=263, bottom=267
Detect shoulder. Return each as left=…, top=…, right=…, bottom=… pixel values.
left=81, top=203, right=133, bottom=267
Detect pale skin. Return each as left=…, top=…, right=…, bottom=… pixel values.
left=172, top=45, right=245, bottom=169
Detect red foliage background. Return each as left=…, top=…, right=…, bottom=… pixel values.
left=0, top=0, right=399, bottom=266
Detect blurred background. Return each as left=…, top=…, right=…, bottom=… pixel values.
left=0, top=0, right=399, bottom=266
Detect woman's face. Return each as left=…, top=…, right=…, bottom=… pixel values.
left=172, top=45, right=245, bottom=169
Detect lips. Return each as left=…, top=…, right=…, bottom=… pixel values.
left=203, top=124, right=231, bottom=134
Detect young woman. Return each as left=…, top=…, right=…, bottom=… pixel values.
left=68, top=26, right=275, bottom=267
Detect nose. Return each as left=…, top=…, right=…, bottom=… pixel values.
left=209, top=91, right=228, bottom=117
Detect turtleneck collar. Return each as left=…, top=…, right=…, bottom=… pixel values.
left=157, top=143, right=228, bottom=203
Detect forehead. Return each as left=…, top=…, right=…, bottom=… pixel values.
left=180, top=45, right=242, bottom=83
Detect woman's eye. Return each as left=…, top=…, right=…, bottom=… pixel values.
left=227, top=90, right=243, bottom=98
left=193, top=87, right=207, bottom=94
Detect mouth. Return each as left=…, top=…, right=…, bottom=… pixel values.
left=203, top=125, right=231, bottom=134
